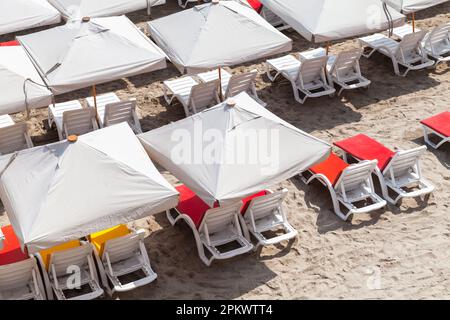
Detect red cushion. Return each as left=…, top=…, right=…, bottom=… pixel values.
left=421, top=112, right=450, bottom=138
left=175, top=185, right=216, bottom=229
left=0, top=40, right=19, bottom=47
left=247, top=0, right=263, bottom=12
left=309, top=153, right=349, bottom=186
left=334, top=134, right=395, bottom=171
left=240, top=190, right=269, bottom=215
left=0, top=225, right=28, bottom=266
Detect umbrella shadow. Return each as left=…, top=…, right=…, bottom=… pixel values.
left=116, top=212, right=278, bottom=300
left=411, top=136, right=450, bottom=169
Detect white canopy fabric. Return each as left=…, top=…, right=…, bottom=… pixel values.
left=259, top=0, right=406, bottom=43
left=0, top=0, right=61, bottom=36
left=147, top=0, right=292, bottom=74
left=0, top=46, right=53, bottom=116
left=139, top=93, right=331, bottom=207
left=48, top=0, right=166, bottom=20
left=0, top=123, right=179, bottom=253
left=383, top=0, right=448, bottom=13
left=18, top=16, right=167, bottom=95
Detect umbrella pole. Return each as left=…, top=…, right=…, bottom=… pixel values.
left=92, top=85, right=98, bottom=112
left=218, top=67, right=224, bottom=101
left=412, top=12, right=415, bottom=32
left=326, top=42, right=330, bottom=55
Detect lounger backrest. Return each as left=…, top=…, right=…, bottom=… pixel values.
left=397, top=31, right=427, bottom=57
left=103, top=100, right=137, bottom=128
left=299, top=56, right=329, bottom=84
left=0, top=123, right=33, bottom=155
left=427, top=23, right=450, bottom=53
left=190, top=80, right=220, bottom=114
left=0, top=258, right=34, bottom=291
left=200, top=202, right=242, bottom=234
left=49, top=244, right=92, bottom=277
left=335, top=160, right=378, bottom=192
left=102, top=232, right=143, bottom=264
left=246, top=189, right=287, bottom=220
left=62, top=108, right=97, bottom=137
left=224, top=71, right=257, bottom=99
left=330, top=49, right=363, bottom=79
left=383, top=146, right=427, bottom=178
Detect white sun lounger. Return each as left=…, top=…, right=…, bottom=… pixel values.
left=38, top=242, right=104, bottom=300
left=86, top=93, right=142, bottom=134
left=327, top=48, right=371, bottom=95
left=0, top=116, right=34, bottom=155
left=93, top=229, right=157, bottom=296
left=301, top=156, right=386, bottom=221
left=163, top=76, right=220, bottom=116
left=420, top=112, right=450, bottom=149
left=422, top=23, right=450, bottom=67
left=0, top=257, right=46, bottom=300
left=49, top=100, right=98, bottom=140
left=166, top=202, right=254, bottom=266
left=359, top=31, right=435, bottom=76
left=266, top=50, right=335, bottom=104
left=392, top=24, right=421, bottom=39
left=239, top=189, right=298, bottom=248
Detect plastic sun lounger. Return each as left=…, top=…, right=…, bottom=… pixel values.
left=300, top=153, right=386, bottom=221
left=90, top=225, right=157, bottom=296
left=239, top=189, right=298, bottom=247
left=358, top=31, right=435, bottom=77
left=266, top=49, right=335, bottom=104
left=420, top=111, right=450, bottom=149
left=36, top=241, right=104, bottom=300
left=334, top=134, right=435, bottom=205
left=0, top=115, right=34, bottom=155
left=0, top=226, right=45, bottom=300
left=422, top=23, right=450, bottom=67
left=166, top=185, right=253, bottom=266
left=392, top=24, right=421, bottom=40
left=163, top=76, right=220, bottom=116
left=86, top=93, right=142, bottom=134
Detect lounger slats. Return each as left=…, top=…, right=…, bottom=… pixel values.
left=299, top=56, right=328, bottom=84
left=103, top=235, right=141, bottom=264
left=0, top=122, right=33, bottom=155
left=190, top=80, right=220, bottom=113
left=0, top=259, right=34, bottom=290
left=249, top=196, right=283, bottom=220
left=63, top=108, right=97, bottom=137
left=50, top=245, right=92, bottom=276
left=203, top=205, right=240, bottom=234
left=225, top=72, right=257, bottom=98
left=103, top=100, right=136, bottom=127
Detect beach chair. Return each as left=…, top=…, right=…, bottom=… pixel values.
left=163, top=76, right=220, bottom=117
left=422, top=23, right=450, bottom=67
left=260, top=6, right=290, bottom=31
left=49, top=100, right=98, bottom=140
left=359, top=31, right=435, bottom=76
left=166, top=185, right=253, bottom=266
left=334, top=134, right=435, bottom=205
left=392, top=24, right=421, bottom=39
left=90, top=226, right=157, bottom=296
left=0, top=257, right=46, bottom=300
left=327, top=48, right=371, bottom=96
left=301, top=153, right=386, bottom=221
left=266, top=51, right=335, bottom=104
left=239, top=189, right=298, bottom=247
left=0, top=116, right=34, bottom=155
left=38, top=242, right=103, bottom=300
left=420, top=111, right=450, bottom=149
left=86, top=93, right=142, bottom=134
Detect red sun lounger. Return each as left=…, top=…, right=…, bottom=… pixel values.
left=420, top=111, right=450, bottom=149
left=0, top=225, right=28, bottom=266
left=334, top=135, right=434, bottom=205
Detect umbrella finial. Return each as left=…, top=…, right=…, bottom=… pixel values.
left=82, top=17, right=91, bottom=22
left=212, top=0, right=220, bottom=4
left=68, top=135, right=78, bottom=143
left=226, top=98, right=236, bottom=107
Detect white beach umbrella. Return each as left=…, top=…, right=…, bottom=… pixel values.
left=17, top=16, right=167, bottom=97
left=259, top=0, right=406, bottom=43
left=383, top=0, right=448, bottom=13
left=0, top=123, right=179, bottom=253
left=147, top=0, right=292, bottom=74
left=0, top=0, right=61, bottom=36
left=138, top=92, right=331, bottom=207
left=47, top=0, right=167, bottom=20
left=0, top=45, right=53, bottom=116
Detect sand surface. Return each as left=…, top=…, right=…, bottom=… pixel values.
left=1, top=1, right=449, bottom=299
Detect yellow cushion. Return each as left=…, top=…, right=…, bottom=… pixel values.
left=89, top=225, right=130, bottom=257
left=40, top=240, right=81, bottom=270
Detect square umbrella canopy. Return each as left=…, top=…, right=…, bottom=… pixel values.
left=0, top=45, right=53, bottom=116
left=0, top=0, right=61, bottom=36
left=383, top=0, right=449, bottom=13
left=17, top=16, right=167, bottom=95
left=259, top=0, right=406, bottom=43
left=0, top=123, right=179, bottom=253
left=138, top=92, right=331, bottom=207
left=147, top=0, right=292, bottom=74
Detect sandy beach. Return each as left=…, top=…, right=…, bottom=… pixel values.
left=1, top=1, right=449, bottom=299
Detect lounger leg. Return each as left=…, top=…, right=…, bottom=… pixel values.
left=162, top=86, right=175, bottom=106
left=292, top=83, right=307, bottom=104
left=266, top=65, right=281, bottom=82
left=422, top=125, right=448, bottom=149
